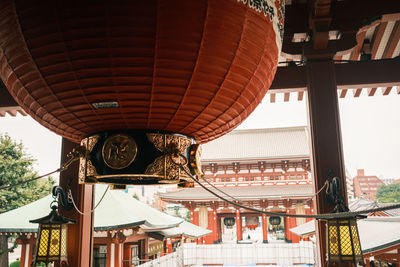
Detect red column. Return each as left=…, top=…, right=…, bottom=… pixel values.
left=106, top=233, right=113, bottom=267
left=262, top=214, right=268, bottom=243
left=114, top=240, right=122, bottom=267
left=17, top=238, right=26, bottom=267
left=305, top=57, right=349, bottom=267
left=123, top=244, right=132, bottom=267
left=211, top=208, right=218, bottom=244
left=27, top=236, right=35, bottom=267
left=57, top=138, right=95, bottom=267
left=166, top=238, right=172, bottom=254
left=235, top=209, right=242, bottom=242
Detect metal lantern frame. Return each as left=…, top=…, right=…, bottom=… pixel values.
left=269, top=216, right=282, bottom=226
left=223, top=217, right=236, bottom=229
left=325, top=177, right=365, bottom=266
left=30, top=186, right=75, bottom=266
left=326, top=217, right=363, bottom=265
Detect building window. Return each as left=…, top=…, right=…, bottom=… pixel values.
left=93, top=246, right=107, bottom=267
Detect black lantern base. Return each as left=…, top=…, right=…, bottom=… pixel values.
left=79, top=130, right=202, bottom=188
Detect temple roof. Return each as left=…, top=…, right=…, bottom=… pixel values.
left=349, top=198, right=400, bottom=217
left=0, top=185, right=188, bottom=233
left=158, top=184, right=313, bottom=201
left=290, top=217, right=400, bottom=254
left=201, top=126, right=310, bottom=162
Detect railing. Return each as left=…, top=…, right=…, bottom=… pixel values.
left=137, top=250, right=183, bottom=267
left=138, top=241, right=315, bottom=267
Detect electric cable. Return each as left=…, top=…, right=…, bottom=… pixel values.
left=177, top=162, right=400, bottom=220
left=67, top=185, right=110, bottom=215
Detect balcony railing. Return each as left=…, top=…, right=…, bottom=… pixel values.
left=138, top=241, right=315, bottom=267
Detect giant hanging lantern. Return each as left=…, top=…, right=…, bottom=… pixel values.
left=245, top=216, right=259, bottom=230
left=0, top=0, right=284, bottom=186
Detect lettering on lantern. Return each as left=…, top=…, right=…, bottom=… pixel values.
left=236, top=0, right=285, bottom=41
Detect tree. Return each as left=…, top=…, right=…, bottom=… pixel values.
left=132, top=192, right=140, bottom=200
left=0, top=133, right=55, bottom=266
left=376, top=183, right=400, bottom=203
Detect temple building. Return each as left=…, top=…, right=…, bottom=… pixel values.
left=159, top=127, right=315, bottom=244
left=0, top=185, right=210, bottom=267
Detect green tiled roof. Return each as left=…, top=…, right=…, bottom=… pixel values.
left=0, top=184, right=184, bottom=233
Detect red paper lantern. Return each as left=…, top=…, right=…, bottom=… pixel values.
left=245, top=216, right=259, bottom=230
left=0, top=0, right=283, bottom=143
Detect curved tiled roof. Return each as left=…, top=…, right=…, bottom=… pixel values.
left=201, top=126, right=310, bottom=161
left=159, top=184, right=313, bottom=201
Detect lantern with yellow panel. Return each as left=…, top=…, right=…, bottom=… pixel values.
left=327, top=218, right=363, bottom=265
left=30, top=204, right=75, bottom=265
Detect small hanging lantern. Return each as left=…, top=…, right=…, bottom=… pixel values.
left=30, top=187, right=75, bottom=266
left=223, top=217, right=235, bottom=229
left=269, top=216, right=282, bottom=226
left=325, top=177, right=364, bottom=265
left=326, top=218, right=363, bottom=264
left=245, top=216, right=259, bottom=230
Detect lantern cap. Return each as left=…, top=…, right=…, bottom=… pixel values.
left=29, top=206, right=75, bottom=225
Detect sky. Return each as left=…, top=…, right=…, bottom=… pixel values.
left=0, top=89, right=399, bottom=180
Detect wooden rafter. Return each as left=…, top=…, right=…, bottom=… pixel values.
left=367, top=87, right=377, bottom=96
left=371, top=22, right=388, bottom=59
left=382, top=21, right=400, bottom=58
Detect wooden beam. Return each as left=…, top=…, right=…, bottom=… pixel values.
left=382, top=86, right=393, bottom=95
left=0, top=82, right=18, bottom=107
left=305, top=59, right=347, bottom=267
left=270, top=57, right=400, bottom=90
left=350, top=31, right=367, bottom=60
left=382, top=21, right=400, bottom=58
left=297, top=91, right=304, bottom=101
left=368, top=87, right=377, bottom=96
left=339, top=89, right=348, bottom=98
left=353, top=88, right=362, bottom=97
left=57, top=139, right=95, bottom=267
left=284, top=92, right=290, bottom=102
left=371, top=22, right=388, bottom=59
left=270, top=93, right=276, bottom=103
left=374, top=253, right=400, bottom=261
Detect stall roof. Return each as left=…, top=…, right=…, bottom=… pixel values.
left=148, top=221, right=212, bottom=239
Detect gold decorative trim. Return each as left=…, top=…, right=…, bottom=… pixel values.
left=146, top=133, right=192, bottom=181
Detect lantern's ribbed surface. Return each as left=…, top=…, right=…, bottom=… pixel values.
left=0, top=0, right=281, bottom=143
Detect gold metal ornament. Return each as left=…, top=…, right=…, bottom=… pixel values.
left=189, top=144, right=203, bottom=176
left=102, top=134, right=137, bottom=169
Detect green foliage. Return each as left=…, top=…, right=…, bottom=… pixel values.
left=132, top=192, right=139, bottom=200
left=9, top=260, right=20, bottom=267
left=376, top=183, right=400, bottom=203
left=0, top=133, right=55, bottom=213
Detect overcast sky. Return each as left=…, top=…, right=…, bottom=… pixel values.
left=1, top=89, right=399, bottom=180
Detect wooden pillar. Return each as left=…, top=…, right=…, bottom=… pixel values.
left=114, top=240, right=122, bottom=267
left=27, top=236, right=35, bottom=267
left=107, top=242, right=115, bottom=267
left=365, top=259, right=370, bottom=267
left=211, top=207, right=218, bottom=244
left=166, top=238, right=172, bottom=254
left=17, top=237, right=26, bottom=267
left=57, top=138, right=95, bottom=267
left=262, top=214, right=268, bottom=243
left=123, top=244, right=132, bottom=267
left=305, top=57, right=348, bottom=267
left=235, top=209, right=242, bottom=242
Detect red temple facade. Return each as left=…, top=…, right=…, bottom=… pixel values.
left=159, top=127, right=315, bottom=245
